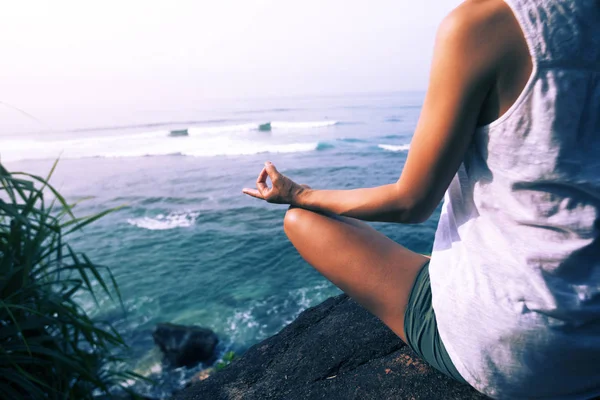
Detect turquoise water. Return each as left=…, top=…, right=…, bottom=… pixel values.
left=3, top=92, right=441, bottom=397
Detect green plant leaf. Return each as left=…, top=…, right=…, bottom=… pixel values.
left=0, top=160, right=144, bottom=398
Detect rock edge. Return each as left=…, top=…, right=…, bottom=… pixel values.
left=174, top=293, right=486, bottom=400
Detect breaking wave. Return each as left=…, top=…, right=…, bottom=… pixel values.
left=127, top=211, right=200, bottom=231
left=184, top=120, right=338, bottom=135
left=270, top=121, right=338, bottom=129
left=0, top=120, right=337, bottom=162
left=378, top=144, right=411, bottom=152
left=315, top=142, right=335, bottom=151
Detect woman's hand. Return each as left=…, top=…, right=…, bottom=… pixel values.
left=242, top=162, right=307, bottom=205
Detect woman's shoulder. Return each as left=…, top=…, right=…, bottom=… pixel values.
left=443, top=0, right=513, bottom=29
left=441, top=0, right=524, bottom=48
left=437, top=0, right=530, bottom=82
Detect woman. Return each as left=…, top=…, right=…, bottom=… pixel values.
left=243, top=0, right=600, bottom=398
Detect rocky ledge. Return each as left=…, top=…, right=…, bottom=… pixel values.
left=174, top=293, right=486, bottom=400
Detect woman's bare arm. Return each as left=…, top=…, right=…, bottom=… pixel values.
left=244, top=2, right=508, bottom=223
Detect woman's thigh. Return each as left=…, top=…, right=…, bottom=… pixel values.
left=283, top=207, right=429, bottom=343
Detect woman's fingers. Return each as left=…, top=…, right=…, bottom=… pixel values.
left=255, top=167, right=271, bottom=196
left=256, top=167, right=268, bottom=185
left=242, top=188, right=264, bottom=199
left=243, top=166, right=272, bottom=200
left=264, top=162, right=280, bottom=182
left=243, top=162, right=285, bottom=202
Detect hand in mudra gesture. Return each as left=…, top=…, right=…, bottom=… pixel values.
left=242, top=162, right=308, bottom=205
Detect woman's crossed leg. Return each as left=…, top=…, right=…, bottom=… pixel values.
left=283, top=207, right=430, bottom=343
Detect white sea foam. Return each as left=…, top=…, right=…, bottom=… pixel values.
left=378, top=143, right=411, bottom=152
left=270, top=120, right=338, bottom=129
left=0, top=136, right=319, bottom=161
left=0, top=120, right=335, bottom=162
left=127, top=211, right=199, bottom=231
left=187, top=123, right=262, bottom=136
left=224, top=282, right=336, bottom=345
left=149, top=363, right=163, bottom=375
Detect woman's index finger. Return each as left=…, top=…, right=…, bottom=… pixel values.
left=256, top=167, right=269, bottom=195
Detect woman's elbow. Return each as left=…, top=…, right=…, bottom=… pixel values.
left=389, top=185, right=433, bottom=224
left=391, top=201, right=432, bottom=224
left=406, top=210, right=432, bottom=224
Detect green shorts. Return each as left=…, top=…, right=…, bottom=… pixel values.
left=403, top=260, right=467, bottom=384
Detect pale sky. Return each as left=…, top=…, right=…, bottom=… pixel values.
left=1, top=0, right=461, bottom=130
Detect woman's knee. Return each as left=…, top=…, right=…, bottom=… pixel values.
left=283, top=206, right=307, bottom=237
left=284, top=207, right=371, bottom=238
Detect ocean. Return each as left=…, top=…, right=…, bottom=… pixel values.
left=1, top=91, right=441, bottom=398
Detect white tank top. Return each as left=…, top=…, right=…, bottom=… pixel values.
left=428, top=0, right=600, bottom=398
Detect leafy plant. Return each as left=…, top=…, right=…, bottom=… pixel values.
left=214, top=351, right=237, bottom=371
left=0, top=161, right=142, bottom=399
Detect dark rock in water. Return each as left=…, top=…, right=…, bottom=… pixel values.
left=258, top=122, right=272, bottom=132
left=173, top=294, right=486, bottom=400
left=169, top=129, right=189, bottom=137
left=153, top=323, right=218, bottom=368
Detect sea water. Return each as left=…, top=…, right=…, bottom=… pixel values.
left=1, top=91, right=440, bottom=397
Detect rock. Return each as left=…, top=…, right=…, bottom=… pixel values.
left=258, top=122, right=272, bottom=131
left=173, top=294, right=486, bottom=400
left=153, top=323, right=219, bottom=368
left=168, top=129, right=189, bottom=137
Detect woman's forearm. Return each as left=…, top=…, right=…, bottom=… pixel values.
left=293, top=183, right=421, bottom=223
